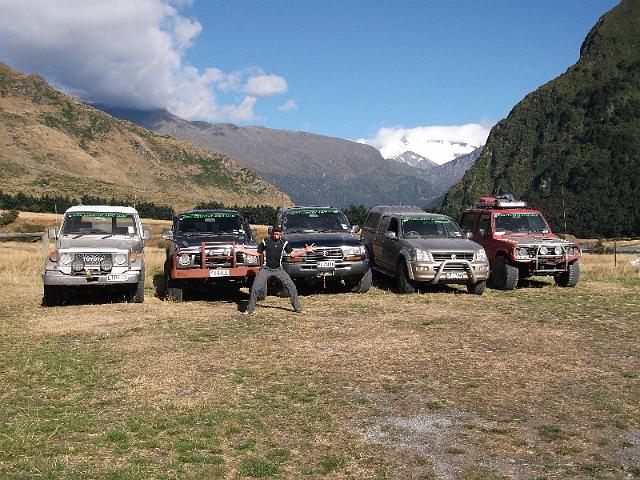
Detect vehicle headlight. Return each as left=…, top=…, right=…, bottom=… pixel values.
left=100, top=259, right=113, bottom=272
left=475, top=248, right=488, bottom=262
left=514, top=247, right=529, bottom=259
left=244, top=253, right=259, bottom=264
left=114, top=253, right=128, bottom=266
left=414, top=249, right=431, bottom=262
left=59, top=253, right=73, bottom=265
left=342, top=245, right=365, bottom=256
left=178, top=253, right=192, bottom=266
left=71, top=258, right=85, bottom=272
left=554, top=246, right=563, bottom=255
left=539, top=246, right=548, bottom=255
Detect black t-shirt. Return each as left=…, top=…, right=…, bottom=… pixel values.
left=258, top=237, right=293, bottom=268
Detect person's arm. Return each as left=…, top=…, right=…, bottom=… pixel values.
left=236, top=241, right=263, bottom=256
left=289, top=243, right=315, bottom=257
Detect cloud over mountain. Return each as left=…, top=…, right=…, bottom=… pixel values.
left=0, top=0, right=287, bottom=122
left=358, top=123, right=492, bottom=164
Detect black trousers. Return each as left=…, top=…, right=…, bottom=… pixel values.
left=246, top=267, right=301, bottom=313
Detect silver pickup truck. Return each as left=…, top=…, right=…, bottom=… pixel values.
left=42, top=205, right=150, bottom=306
left=361, top=206, right=490, bottom=295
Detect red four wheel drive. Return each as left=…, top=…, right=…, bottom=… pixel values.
left=459, top=195, right=581, bottom=290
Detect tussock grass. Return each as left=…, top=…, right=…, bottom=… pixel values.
left=0, top=243, right=639, bottom=478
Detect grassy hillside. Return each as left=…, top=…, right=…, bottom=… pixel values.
left=0, top=63, right=291, bottom=210
left=444, top=0, right=640, bottom=238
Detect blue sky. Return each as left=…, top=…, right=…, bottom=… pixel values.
left=0, top=0, right=620, bottom=153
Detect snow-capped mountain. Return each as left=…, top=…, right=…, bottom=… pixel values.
left=388, top=139, right=481, bottom=165
left=392, top=151, right=439, bottom=170
left=358, top=124, right=490, bottom=165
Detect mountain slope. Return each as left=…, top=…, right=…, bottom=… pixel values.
left=0, top=63, right=291, bottom=210
left=391, top=151, right=439, bottom=170
left=443, top=0, right=640, bottom=237
left=99, top=107, right=446, bottom=207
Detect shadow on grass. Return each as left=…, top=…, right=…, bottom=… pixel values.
left=372, top=270, right=469, bottom=295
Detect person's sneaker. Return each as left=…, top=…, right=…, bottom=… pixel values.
left=294, top=308, right=303, bottom=314
left=242, top=310, right=253, bottom=315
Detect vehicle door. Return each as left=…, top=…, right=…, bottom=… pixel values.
left=384, top=217, right=402, bottom=273
left=475, top=213, right=497, bottom=258
left=372, top=215, right=392, bottom=270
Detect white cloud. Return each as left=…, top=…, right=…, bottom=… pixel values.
left=245, top=74, right=288, bottom=97
left=278, top=99, right=298, bottom=113
left=357, top=123, right=492, bottom=164
left=0, top=0, right=287, bottom=122
left=224, top=96, right=258, bottom=123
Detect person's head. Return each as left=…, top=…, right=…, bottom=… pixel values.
left=271, top=224, right=283, bottom=240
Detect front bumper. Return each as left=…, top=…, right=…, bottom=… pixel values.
left=42, top=269, right=141, bottom=286
left=283, top=259, right=370, bottom=279
left=409, top=259, right=490, bottom=284
left=171, top=266, right=260, bottom=280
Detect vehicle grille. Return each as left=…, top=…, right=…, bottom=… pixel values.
left=432, top=252, right=474, bottom=262
left=303, top=247, right=344, bottom=263
left=75, top=253, right=110, bottom=265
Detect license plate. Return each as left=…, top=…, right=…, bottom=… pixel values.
left=317, top=261, right=336, bottom=269
left=209, top=269, right=230, bottom=277
left=107, top=274, right=127, bottom=282
left=445, top=271, right=465, bottom=279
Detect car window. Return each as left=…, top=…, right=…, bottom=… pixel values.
left=459, top=213, right=476, bottom=232
left=388, top=217, right=399, bottom=234
left=377, top=216, right=391, bottom=235
left=63, top=212, right=136, bottom=235
left=364, top=211, right=380, bottom=230
left=283, top=209, right=350, bottom=233
left=477, top=214, right=491, bottom=238
left=401, top=216, right=464, bottom=238
left=177, top=213, right=243, bottom=235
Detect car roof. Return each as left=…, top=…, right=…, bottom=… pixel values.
left=369, top=205, right=426, bottom=215
left=64, top=205, right=138, bottom=215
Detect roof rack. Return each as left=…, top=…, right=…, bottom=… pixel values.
left=475, top=194, right=527, bottom=209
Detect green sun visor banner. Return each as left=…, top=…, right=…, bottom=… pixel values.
left=68, top=212, right=130, bottom=218
left=287, top=209, right=339, bottom=216
left=495, top=213, right=540, bottom=218
left=402, top=216, right=450, bottom=223
left=179, top=213, right=238, bottom=219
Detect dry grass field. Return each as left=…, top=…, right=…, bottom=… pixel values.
left=0, top=239, right=639, bottom=479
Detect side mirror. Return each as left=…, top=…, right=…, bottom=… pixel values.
left=465, top=231, right=473, bottom=239
left=350, top=225, right=361, bottom=234
left=48, top=228, right=57, bottom=239
left=142, top=229, right=151, bottom=240
left=267, top=226, right=273, bottom=235
left=384, top=231, right=397, bottom=240
left=161, top=230, right=173, bottom=240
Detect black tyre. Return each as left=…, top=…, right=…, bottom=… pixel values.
left=396, top=260, right=415, bottom=294
left=554, top=261, right=580, bottom=287
left=491, top=256, right=519, bottom=290
left=128, top=269, right=145, bottom=303
left=42, top=285, right=62, bottom=306
left=167, top=282, right=184, bottom=301
left=466, top=280, right=486, bottom=295
left=345, top=269, right=372, bottom=293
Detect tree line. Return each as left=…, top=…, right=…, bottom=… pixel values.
left=0, top=191, right=374, bottom=226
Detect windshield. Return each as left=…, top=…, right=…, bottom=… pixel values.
left=494, top=212, right=549, bottom=235
left=177, top=212, right=243, bottom=235
left=283, top=209, right=350, bottom=233
left=62, top=212, right=137, bottom=235
left=401, top=216, right=464, bottom=238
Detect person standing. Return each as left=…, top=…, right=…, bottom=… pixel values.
left=239, top=225, right=314, bottom=314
